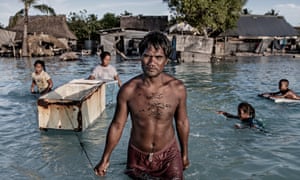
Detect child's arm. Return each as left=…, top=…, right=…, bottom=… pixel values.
left=47, top=79, right=53, bottom=90
left=40, top=79, right=53, bottom=95
left=283, top=90, right=300, bottom=100
left=217, top=111, right=239, bottom=119
left=259, top=91, right=280, bottom=98
left=31, top=80, right=36, bottom=93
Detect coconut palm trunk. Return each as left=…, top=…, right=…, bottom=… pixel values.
left=10, top=0, right=56, bottom=57
left=22, top=2, right=29, bottom=57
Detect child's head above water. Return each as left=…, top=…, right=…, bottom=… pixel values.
left=34, top=60, right=46, bottom=73
left=278, top=79, right=289, bottom=91
left=237, top=102, right=255, bottom=120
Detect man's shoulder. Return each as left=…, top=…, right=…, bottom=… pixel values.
left=118, top=75, right=142, bottom=97
left=165, top=74, right=185, bottom=88
left=122, top=75, right=143, bottom=88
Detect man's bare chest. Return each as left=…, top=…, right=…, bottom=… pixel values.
left=129, top=90, right=177, bottom=119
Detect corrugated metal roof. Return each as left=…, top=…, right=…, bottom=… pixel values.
left=221, top=15, right=298, bottom=37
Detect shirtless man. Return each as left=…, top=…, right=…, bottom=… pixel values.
left=260, top=79, right=300, bottom=100
left=94, top=31, right=190, bottom=179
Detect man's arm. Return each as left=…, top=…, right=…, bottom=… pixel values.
left=94, top=86, right=129, bottom=176
left=174, top=83, right=190, bottom=170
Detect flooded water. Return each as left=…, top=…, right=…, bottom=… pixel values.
left=1, top=55, right=300, bottom=179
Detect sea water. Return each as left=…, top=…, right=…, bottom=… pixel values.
left=0, top=55, right=300, bottom=179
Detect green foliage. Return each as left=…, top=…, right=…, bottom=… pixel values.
left=164, top=0, right=247, bottom=37
left=101, top=13, right=120, bottom=29
left=67, top=10, right=120, bottom=42
left=67, top=10, right=102, bottom=41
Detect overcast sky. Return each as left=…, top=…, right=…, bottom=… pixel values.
left=0, top=0, right=300, bottom=27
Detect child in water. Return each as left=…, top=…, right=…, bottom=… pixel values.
left=31, top=60, right=53, bottom=95
left=259, top=79, right=300, bottom=100
left=217, top=102, right=264, bottom=130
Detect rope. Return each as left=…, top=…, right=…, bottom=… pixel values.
left=106, top=80, right=118, bottom=105
left=64, top=107, right=95, bottom=173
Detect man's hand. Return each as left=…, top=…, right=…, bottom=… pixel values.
left=94, top=161, right=110, bottom=176
left=182, top=156, right=190, bottom=170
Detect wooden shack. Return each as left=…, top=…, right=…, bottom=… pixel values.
left=217, top=15, right=298, bottom=56
left=0, top=29, right=16, bottom=56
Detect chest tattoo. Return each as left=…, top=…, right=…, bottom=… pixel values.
left=139, top=93, right=171, bottom=118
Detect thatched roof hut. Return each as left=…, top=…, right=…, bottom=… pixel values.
left=0, top=29, right=16, bottom=47
left=28, top=33, right=69, bottom=56
left=9, top=15, right=77, bottom=41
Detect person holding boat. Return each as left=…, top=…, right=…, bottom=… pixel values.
left=88, top=51, right=122, bottom=87
left=31, top=60, right=53, bottom=95
left=94, top=31, right=190, bottom=179
left=259, top=79, right=300, bottom=100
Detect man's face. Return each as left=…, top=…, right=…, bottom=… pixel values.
left=101, top=55, right=111, bottom=67
left=141, top=45, right=168, bottom=77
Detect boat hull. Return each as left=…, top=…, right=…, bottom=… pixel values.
left=37, top=79, right=106, bottom=131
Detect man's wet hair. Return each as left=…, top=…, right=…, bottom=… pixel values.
left=34, top=60, right=46, bottom=71
left=237, top=102, right=255, bottom=119
left=139, top=31, right=171, bottom=58
left=279, top=79, right=289, bottom=87
left=100, top=51, right=111, bottom=61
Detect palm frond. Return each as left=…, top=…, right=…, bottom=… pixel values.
left=9, top=9, right=24, bottom=27
left=33, top=4, right=56, bottom=15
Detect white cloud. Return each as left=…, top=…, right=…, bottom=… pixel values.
left=275, top=3, right=300, bottom=10
left=273, top=3, right=300, bottom=26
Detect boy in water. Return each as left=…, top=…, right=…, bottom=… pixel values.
left=217, top=102, right=264, bottom=130
left=88, top=51, right=122, bottom=87
left=260, top=79, right=300, bottom=100
left=31, top=60, right=53, bottom=95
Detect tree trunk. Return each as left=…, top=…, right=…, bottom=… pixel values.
left=22, top=3, right=29, bottom=57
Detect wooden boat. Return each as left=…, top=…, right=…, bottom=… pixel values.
left=37, top=79, right=106, bottom=131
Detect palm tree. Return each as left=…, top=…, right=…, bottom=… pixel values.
left=12, top=0, right=55, bottom=57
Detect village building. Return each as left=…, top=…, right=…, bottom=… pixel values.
left=0, top=28, right=16, bottom=57
left=99, top=15, right=168, bottom=60
left=8, top=15, right=77, bottom=56
left=216, top=15, right=299, bottom=57
left=120, top=15, right=168, bottom=31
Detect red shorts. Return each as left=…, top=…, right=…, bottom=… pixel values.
left=125, top=138, right=183, bottom=179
